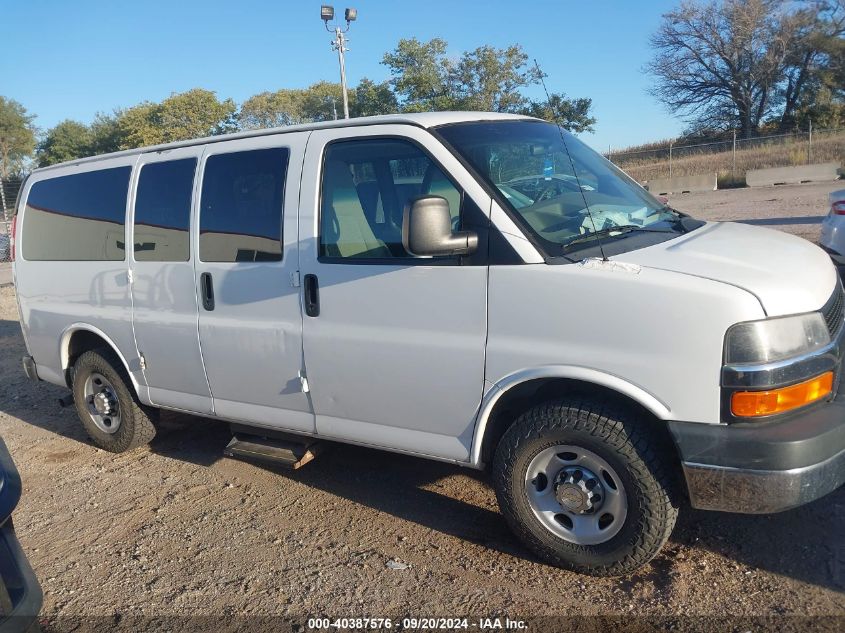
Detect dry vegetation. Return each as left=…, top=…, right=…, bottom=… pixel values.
left=611, top=129, right=845, bottom=187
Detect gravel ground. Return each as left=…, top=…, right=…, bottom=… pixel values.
left=667, top=180, right=843, bottom=244
left=0, top=182, right=843, bottom=632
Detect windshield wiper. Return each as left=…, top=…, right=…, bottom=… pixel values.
left=562, top=224, right=674, bottom=251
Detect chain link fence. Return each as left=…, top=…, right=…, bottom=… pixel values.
left=607, top=127, right=845, bottom=187
left=0, top=177, right=22, bottom=262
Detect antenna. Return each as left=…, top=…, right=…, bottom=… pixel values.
left=534, top=59, right=607, bottom=261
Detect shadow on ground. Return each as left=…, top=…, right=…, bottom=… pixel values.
left=2, top=317, right=843, bottom=591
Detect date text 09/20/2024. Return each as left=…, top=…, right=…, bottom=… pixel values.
left=307, top=617, right=528, bottom=630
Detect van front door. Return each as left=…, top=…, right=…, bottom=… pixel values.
left=298, top=127, right=489, bottom=461
left=194, top=133, right=313, bottom=433
left=130, top=147, right=212, bottom=413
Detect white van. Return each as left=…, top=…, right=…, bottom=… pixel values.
left=13, top=113, right=845, bottom=576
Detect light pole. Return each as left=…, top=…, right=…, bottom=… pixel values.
left=321, top=6, right=356, bottom=119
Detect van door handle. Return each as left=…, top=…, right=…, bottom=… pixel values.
left=304, top=274, right=320, bottom=317
left=200, top=272, right=215, bottom=311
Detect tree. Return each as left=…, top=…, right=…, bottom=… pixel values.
left=381, top=38, right=596, bottom=130
left=521, top=94, right=597, bottom=133
left=382, top=37, right=454, bottom=112
left=239, top=89, right=307, bottom=129
left=780, top=0, right=845, bottom=128
left=647, top=0, right=845, bottom=137
left=351, top=78, right=398, bottom=117
left=88, top=112, right=126, bottom=155
left=0, top=97, right=36, bottom=178
left=298, top=81, right=351, bottom=121
left=451, top=44, right=541, bottom=112
left=647, top=0, right=793, bottom=137
left=240, top=79, right=398, bottom=129
left=37, top=120, right=93, bottom=167
left=119, top=89, right=237, bottom=148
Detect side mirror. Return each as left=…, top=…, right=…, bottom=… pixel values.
left=402, top=196, right=478, bottom=257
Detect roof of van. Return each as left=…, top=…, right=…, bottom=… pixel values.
left=33, top=111, right=538, bottom=173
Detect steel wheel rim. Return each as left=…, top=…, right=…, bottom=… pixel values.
left=83, top=372, right=121, bottom=434
left=524, top=444, right=628, bottom=545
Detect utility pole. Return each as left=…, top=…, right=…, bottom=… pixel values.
left=321, top=6, right=357, bottom=120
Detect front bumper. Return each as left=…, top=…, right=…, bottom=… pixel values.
left=669, top=396, right=845, bottom=513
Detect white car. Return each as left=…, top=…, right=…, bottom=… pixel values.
left=12, top=112, right=845, bottom=576
left=820, top=188, right=845, bottom=255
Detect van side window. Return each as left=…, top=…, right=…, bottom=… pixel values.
left=22, top=167, right=131, bottom=261
left=320, top=139, right=462, bottom=260
left=199, top=148, right=288, bottom=263
left=134, top=158, right=196, bottom=262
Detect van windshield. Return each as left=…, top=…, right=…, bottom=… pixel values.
left=437, top=120, right=689, bottom=257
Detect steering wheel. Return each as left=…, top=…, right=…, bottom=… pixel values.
left=535, top=179, right=581, bottom=203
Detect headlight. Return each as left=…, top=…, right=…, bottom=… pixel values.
left=725, top=313, right=830, bottom=365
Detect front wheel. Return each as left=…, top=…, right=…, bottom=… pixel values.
left=493, top=398, right=678, bottom=576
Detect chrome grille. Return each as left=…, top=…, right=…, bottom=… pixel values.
left=822, top=282, right=844, bottom=337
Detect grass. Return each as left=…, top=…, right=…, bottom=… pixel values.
left=610, top=129, right=845, bottom=188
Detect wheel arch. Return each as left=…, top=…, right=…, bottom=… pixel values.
left=59, top=324, right=140, bottom=393
left=470, top=367, right=673, bottom=468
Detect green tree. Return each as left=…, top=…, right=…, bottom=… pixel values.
left=89, top=112, right=126, bottom=155
left=119, top=89, right=237, bottom=148
left=240, top=79, right=397, bottom=128
left=521, top=93, right=597, bottom=133
left=351, top=78, right=398, bottom=117
left=451, top=44, right=541, bottom=112
left=239, top=89, right=306, bottom=129
left=381, top=38, right=595, bottom=130
left=37, top=120, right=93, bottom=167
left=299, top=81, right=352, bottom=121
left=382, top=37, right=454, bottom=112
left=0, top=97, right=36, bottom=178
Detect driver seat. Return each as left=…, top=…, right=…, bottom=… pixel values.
left=322, top=160, right=392, bottom=259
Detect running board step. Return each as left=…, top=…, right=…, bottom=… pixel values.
left=224, top=432, right=322, bottom=469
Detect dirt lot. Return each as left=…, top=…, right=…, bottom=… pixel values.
left=667, top=180, right=843, bottom=244
left=1, top=182, right=844, bottom=632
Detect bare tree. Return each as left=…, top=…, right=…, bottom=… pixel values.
left=647, top=0, right=796, bottom=137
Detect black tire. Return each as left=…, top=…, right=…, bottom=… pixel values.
left=493, top=397, right=679, bottom=576
left=72, top=348, right=157, bottom=452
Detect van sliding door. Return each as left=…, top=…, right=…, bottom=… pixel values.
left=130, top=146, right=212, bottom=413
left=194, top=132, right=313, bottom=432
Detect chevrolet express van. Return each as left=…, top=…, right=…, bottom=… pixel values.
left=13, top=113, right=845, bottom=576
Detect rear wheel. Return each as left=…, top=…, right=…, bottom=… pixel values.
left=493, top=398, right=678, bottom=576
left=72, top=349, right=157, bottom=452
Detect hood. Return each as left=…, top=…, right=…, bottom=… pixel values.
left=618, top=221, right=837, bottom=317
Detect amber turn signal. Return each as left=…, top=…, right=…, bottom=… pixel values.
left=731, top=372, right=833, bottom=417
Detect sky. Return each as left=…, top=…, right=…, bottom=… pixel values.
left=1, top=0, right=685, bottom=152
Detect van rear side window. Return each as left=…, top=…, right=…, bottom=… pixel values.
left=134, top=159, right=196, bottom=262
left=199, top=148, right=288, bottom=263
left=22, top=167, right=131, bottom=261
